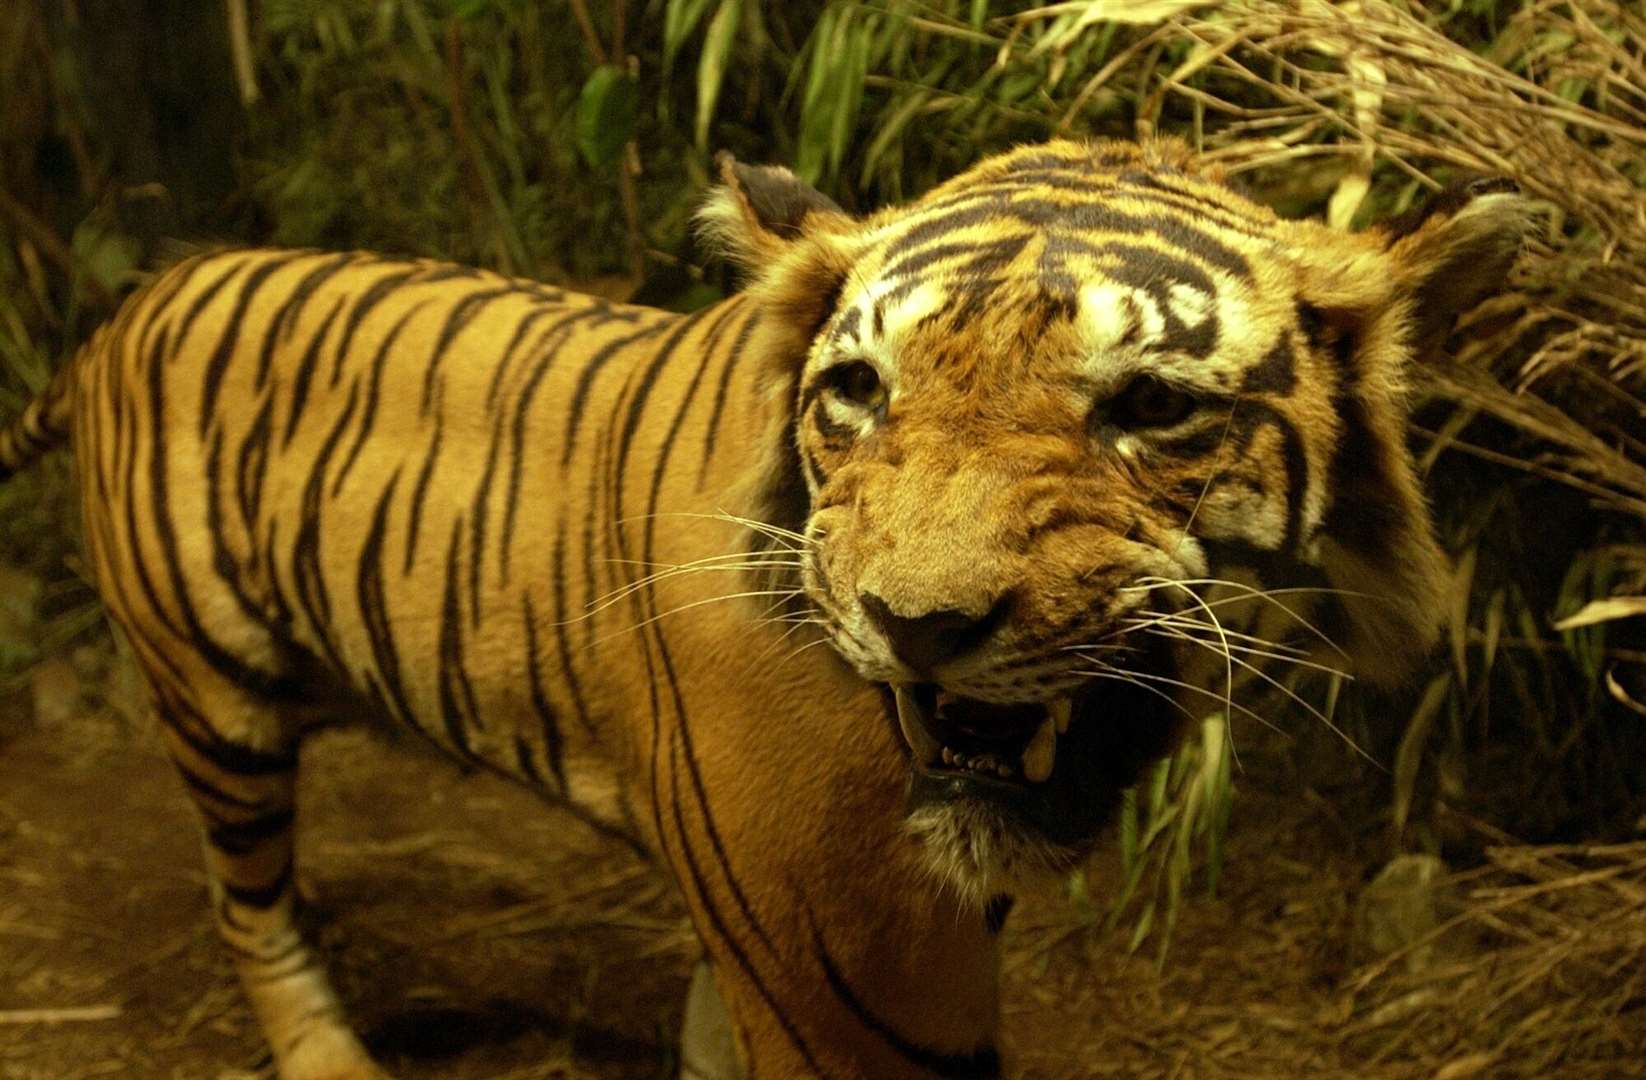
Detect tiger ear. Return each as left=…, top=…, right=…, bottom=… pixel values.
left=1294, top=183, right=1534, bottom=686
left=697, top=153, right=852, bottom=267
left=1380, top=178, right=1537, bottom=359
left=700, top=156, right=861, bottom=544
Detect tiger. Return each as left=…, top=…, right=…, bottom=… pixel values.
left=0, top=138, right=1530, bottom=1079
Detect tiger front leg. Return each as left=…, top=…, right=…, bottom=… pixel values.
left=154, top=689, right=390, bottom=1080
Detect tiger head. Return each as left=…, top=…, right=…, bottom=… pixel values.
left=702, top=140, right=1532, bottom=901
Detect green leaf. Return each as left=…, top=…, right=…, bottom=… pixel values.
left=665, top=0, right=721, bottom=73
left=695, top=0, right=743, bottom=151
left=576, top=65, right=638, bottom=170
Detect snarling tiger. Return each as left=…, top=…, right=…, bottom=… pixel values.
left=0, top=139, right=1529, bottom=1079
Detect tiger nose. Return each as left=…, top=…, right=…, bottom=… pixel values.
left=859, top=592, right=1010, bottom=675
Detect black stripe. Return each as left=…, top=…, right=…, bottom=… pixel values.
left=513, top=735, right=545, bottom=787
left=207, top=809, right=295, bottom=856
left=810, top=911, right=1002, bottom=1079
left=235, top=397, right=274, bottom=532
left=669, top=739, right=827, bottom=1077
left=205, top=427, right=289, bottom=641
left=436, top=517, right=482, bottom=757
left=613, top=307, right=717, bottom=493
left=222, top=863, right=293, bottom=911
left=329, top=266, right=420, bottom=386
left=622, top=304, right=784, bottom=965
left=885, top=198, right=1251, bottom=282
left=160, top=708, right=298, bottom=775
left=290, top=382, right=361, bottom=671
left=549, top=521, right=598, bottom=741
left=199, top=252, right=308, bottom=435
left=419, top=285, right=518, bottom=414
left=333, top=300, right=429, bottom=497
left=521, top=592, right=567, bottom=789
left=146, top=322, right=302, bottom=699
left=497, top=306, right=615, bottom=581
left=482, top=304, right=565, bottom=410
left=403, top=388, right=445, bottom=575
left=254, top=253, right=356, bottom=388
left=355, top=470, right=418, bottom=727
left=1240, top=335, right=1297, bottom=396
left=559, top=320, right=673, bottom=470
left=170, top=254, right=251, bottom=353
left=699, top=310, right=762, bottom=484
left=414, top=264, right=482, bottom=285
left=282, top=295, right=347, bottom=447
left=176, top=762, right=268, bottom=811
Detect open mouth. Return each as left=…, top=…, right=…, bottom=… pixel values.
left=886, top=662, right=1183, bottom=854
left=893, top=685, right=1069, bottom=785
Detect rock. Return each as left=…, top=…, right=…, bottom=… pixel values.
left=30, top=656, right=84, bottom=731
left=1353, top=853, right=1454, bottom=973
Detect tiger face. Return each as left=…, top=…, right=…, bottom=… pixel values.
left=706, top=140, right=1530, bottom=900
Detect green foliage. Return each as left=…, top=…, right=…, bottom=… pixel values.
left=577, top=65, right=639, bottom=169
left=1100, top=713, right=1234, bottom=965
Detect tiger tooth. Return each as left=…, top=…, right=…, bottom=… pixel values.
left=895, top=687, right=943, bottom=766
left=1051, top=698, right=1072, bottom=735
left=1021, top=716, right=1057, bottom=783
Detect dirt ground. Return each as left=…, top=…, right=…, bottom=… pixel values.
left=1, top=686, right=1639, bottom=1079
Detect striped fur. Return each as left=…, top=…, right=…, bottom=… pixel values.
left=0, top=139, right=1530, bottom=1080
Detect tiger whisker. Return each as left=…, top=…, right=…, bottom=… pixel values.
left=1133, top=625, right=1370, bottom=762
left=1132, top=621, right=1350, bottom=679
left=1171, top=581, right=1237, bottom=741
left=1131, top=609, right=1311, bottom=658
left=1117, top=576, right=1352, bottom=659
left=1170, top=399, right=1240, bottom=557
left=1071, top=656, right=1284, bottom=737
left=579, top=556, right=805, bottom=618
left=588, top=588, right=807, bottom=647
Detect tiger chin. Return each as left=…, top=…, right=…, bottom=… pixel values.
left=1, top=137, right=1534, bottom=1080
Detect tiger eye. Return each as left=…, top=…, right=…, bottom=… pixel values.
left=831, top=361, right=886, bottom=411
left=1107, top=374, right=1197, bottom=430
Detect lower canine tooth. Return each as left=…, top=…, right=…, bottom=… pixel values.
left=895, top=687, right=943, bottom=766
left=1051, top=699, right=1072, bottom=735
left=1022, top=717, right=1057, bottom=782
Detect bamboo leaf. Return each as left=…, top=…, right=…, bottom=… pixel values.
left=1552, top=595, right=1646, bottom=631
left=1449, top=545, right=1477, bottom=689
left=575, top=65, right=638, bottom=170
left=1392, top=674, right=1452, bottom=840
left=665, top=0, right=721, bottom=72
left=695, top=0, right=743, bottom=151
